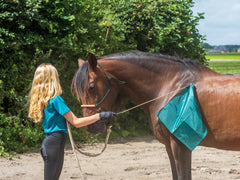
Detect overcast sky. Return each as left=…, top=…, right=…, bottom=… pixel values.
left=191, top=0, right=240, bottom=45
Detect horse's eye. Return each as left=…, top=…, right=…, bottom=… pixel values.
left=89, top=84, right=95, bottom=91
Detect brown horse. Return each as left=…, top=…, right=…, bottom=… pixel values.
left=71, top=51, right=240, bottom=180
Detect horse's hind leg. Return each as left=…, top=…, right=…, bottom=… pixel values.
left=166, top=136, right=192, bottom=180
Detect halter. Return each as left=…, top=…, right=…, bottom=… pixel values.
left=81, top=61, right=126, bottom=108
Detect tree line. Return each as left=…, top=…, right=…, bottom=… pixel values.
left=204, top=43, right=240, bottom=53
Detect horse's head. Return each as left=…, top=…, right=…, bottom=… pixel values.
left=72, top=53, right=121, bottom=135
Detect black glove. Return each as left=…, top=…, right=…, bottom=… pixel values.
left=99, top=111, right=118, bottom=122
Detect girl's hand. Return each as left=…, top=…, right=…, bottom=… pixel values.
left=99, top=111, right=118, bottom=122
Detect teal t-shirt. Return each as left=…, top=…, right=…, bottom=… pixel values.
left=42, top=96, right=70, bottom=134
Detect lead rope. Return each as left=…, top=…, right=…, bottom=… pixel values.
left=73, top=126, right=112, bottom=157
left=67, top=122, right=85, bottom=180
left=67, top=122, right=112, bottom=179
left=117, top=86, right=187, bottom=115
left=67, top=86, right=187, bottom=179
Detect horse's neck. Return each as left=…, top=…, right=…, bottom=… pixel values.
left=103, top=59, right=189, bottom=106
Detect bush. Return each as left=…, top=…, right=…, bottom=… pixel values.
left=0, top=112, right=44, bottom=157
left=94, top=0, right=206, bottom=63
left=0, top=0, right=87, bottom=155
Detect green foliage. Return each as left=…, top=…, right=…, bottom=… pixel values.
left=0, top=112, right=44, bottom=157
left=0, top=0, right=207, bottom=156
left=0, top=0, right=87, bottom=156
left=95, top=0, right=206, bottom=63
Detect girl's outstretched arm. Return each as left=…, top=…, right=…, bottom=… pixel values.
left=63, top=111, right=100, bottom=128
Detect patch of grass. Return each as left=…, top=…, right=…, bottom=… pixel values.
left=207, top=61, right=240, bottom=74
left=205, top=53, right=240, bottom=74
left=206, top=53, right=240, bottom=60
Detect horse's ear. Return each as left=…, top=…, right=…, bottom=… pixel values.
left=88, top=53, right=97, bottom=71
left=78, top=59, right=85, bottom=67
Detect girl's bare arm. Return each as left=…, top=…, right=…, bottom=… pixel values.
left=63, top=111, right=100, bottom=128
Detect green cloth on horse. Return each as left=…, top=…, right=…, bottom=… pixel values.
left=156, top=83, right=208, bottom=151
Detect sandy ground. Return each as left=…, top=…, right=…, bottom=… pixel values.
left=0, top=136, right=240, bottom=180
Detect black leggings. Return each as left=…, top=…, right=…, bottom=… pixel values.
left=41, top=131, right=67, bottom=180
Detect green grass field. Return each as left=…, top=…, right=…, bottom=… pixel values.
left=208, top=61, right=240, bottom=74
left=206, top=53, right=240, bottom=60
left=206, top=53, right=240, bottom=74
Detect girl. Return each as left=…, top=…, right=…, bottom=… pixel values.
left=28, top=64, right=117, bottom=180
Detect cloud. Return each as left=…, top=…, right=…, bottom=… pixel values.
left=192, top=0, right=240, bottom=45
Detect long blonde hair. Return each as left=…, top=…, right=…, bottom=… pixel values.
left=28, top=64, right=62, bottom=122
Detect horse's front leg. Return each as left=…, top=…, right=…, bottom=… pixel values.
left=166, top=136, right=192, bottom=180
left=151, top=115, right=192, bottom=180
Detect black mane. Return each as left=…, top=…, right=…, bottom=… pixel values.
left=100, top=51, right=199, bottom=73
left=100, top=51, right=195, bottom=63
left=71, top=61, right=89, bottom=100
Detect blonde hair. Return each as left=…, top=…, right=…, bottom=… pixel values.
left=28, top=64, right=62, bottom=122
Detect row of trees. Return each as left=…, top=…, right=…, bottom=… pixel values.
left=0, top=0, right=206, bottom=156
left=204, top=43, right=240, bottom=52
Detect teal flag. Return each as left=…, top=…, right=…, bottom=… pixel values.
left=156, top=83, right=207, bottom=151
